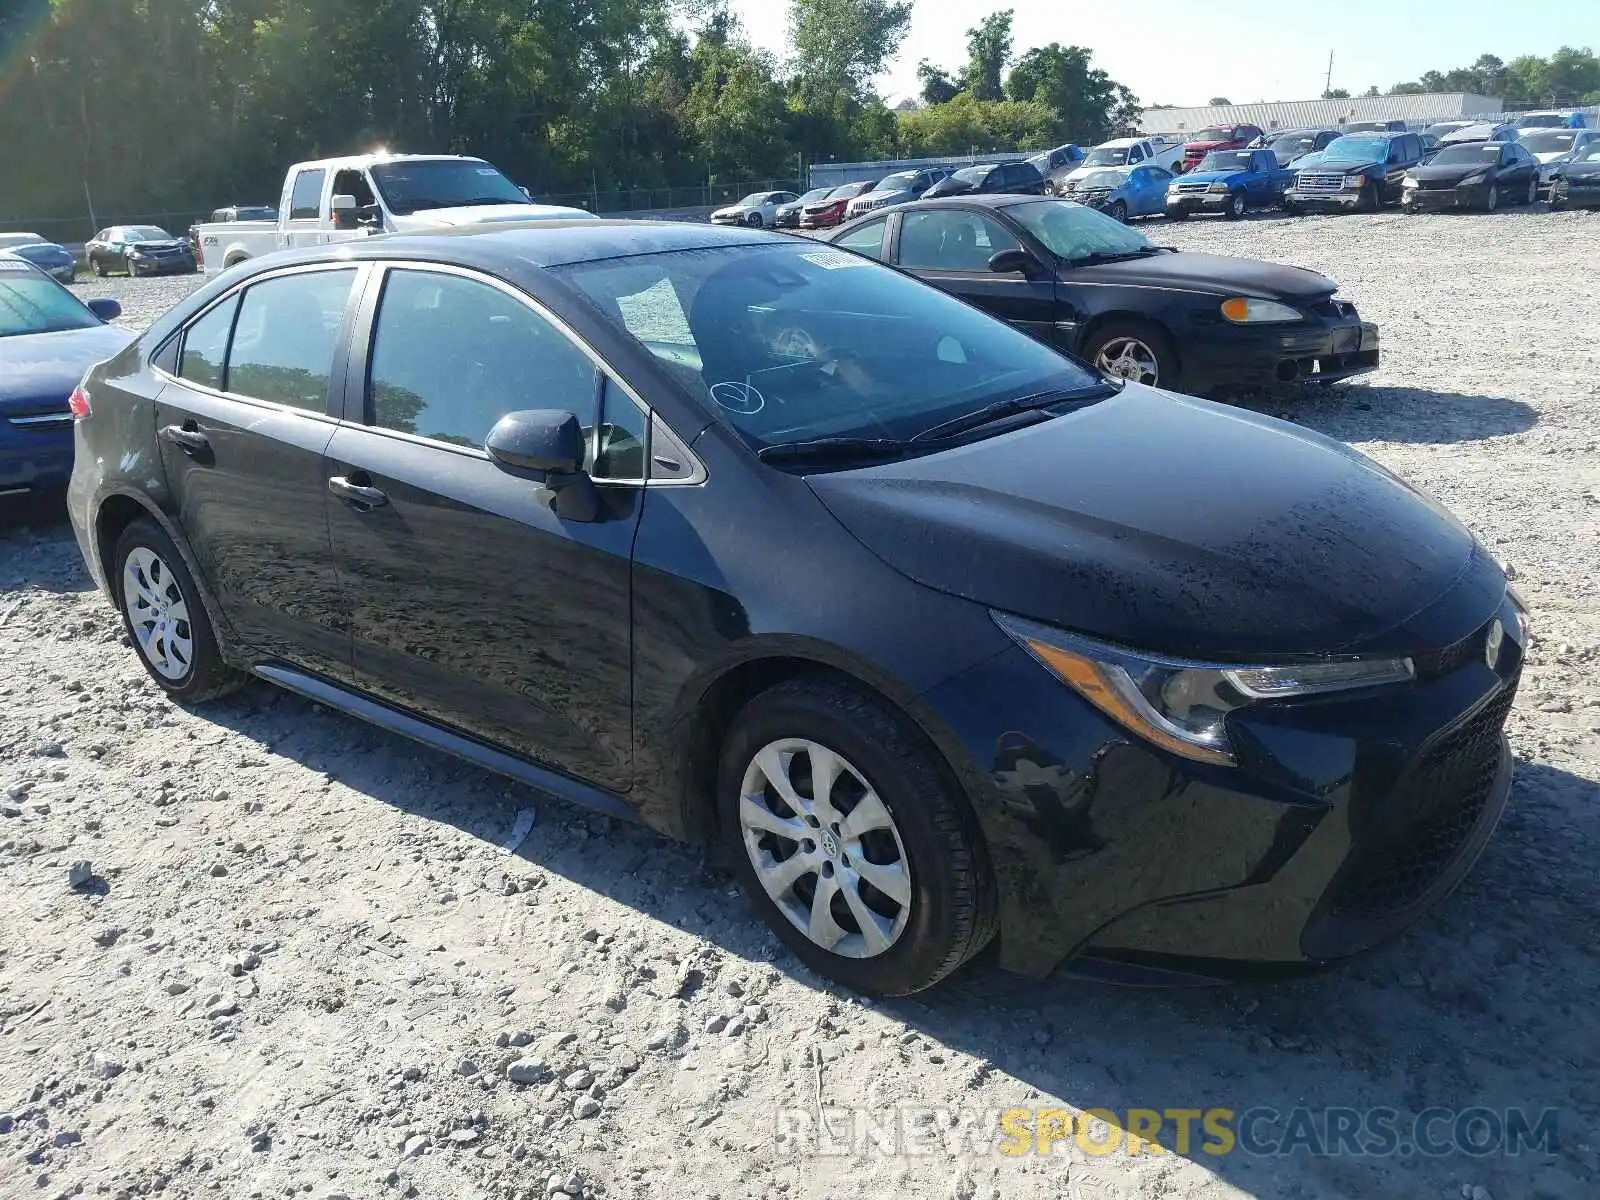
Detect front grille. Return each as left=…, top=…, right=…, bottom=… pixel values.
left=1328, top=684, right=1516, bottom=918
left=1174, top=182, right=1211, bottom=194
left=1296, top=172, right=1347, bottom=194
left=1305, top=297, right=1357, bottom=321
left=1412, top=620, right=1489, bottom=678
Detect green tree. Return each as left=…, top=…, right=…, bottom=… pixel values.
left=963, top=9, right=1014, bottom=102
left=1005, top=42, right=1139, bottom=143
left=787, top=0, right=912, bottom=111
left=1208, top=96, right=1231, bottom=106
left=1322, top=88, right=1351, bottom=99
left=917, top=59, right=961, bottom=106
left=895, top=93, right=1057, bottom=157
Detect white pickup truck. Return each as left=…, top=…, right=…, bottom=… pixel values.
left=1053, top=137, right=1186, bottom=192
left=195, top=152, right=594, bottom=274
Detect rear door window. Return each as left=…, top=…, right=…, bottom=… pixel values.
left=288, top=170, right=325, bottom=221
left=898, top=210, right=1021, bottom=271
left=226, top=268, right=357, bottom=411
left=179, top=295, right=240, bottom=390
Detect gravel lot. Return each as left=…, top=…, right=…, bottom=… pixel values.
left=4, top=211, right=1599, bottom=1200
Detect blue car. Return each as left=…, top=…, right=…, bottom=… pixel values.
left=1166, top=148, right=1291, bottom=219
left=1057, top=164, right=1175, bottom=220
left=7, top=241, right=77, bottom=285
left=0, top=257, right=130, bottom=497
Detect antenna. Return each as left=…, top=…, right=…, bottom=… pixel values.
left=1325, top=50, right=1334, bottom=97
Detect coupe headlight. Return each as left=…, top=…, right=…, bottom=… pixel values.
left=1220, top=297, right=1302, bottom=324
left=992, top=612, right=1415, bottom=766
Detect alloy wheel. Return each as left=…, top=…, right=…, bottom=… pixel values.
left=121, top=547, right=194, bottom=682
left=1228, top=192, right=1246, bottom=219
left=1108, top=201, right=1128, bottom=222
left=1095, top=336, right=1161, bottom=385
left=1485, top=184, right=1499, bottom=212
left=738, top=739, right=912, bottom=960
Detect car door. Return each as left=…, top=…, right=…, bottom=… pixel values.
left=1137, top=167, right=1173, bottom=214
left=322, top=263, right=643, bottom=792
left=894, top=208, right=1063, bottom=348
left=280, top=167, right=327, bottom=250
left=153, top=263, right=363, bottom=680
left=833, top=215, right=890, bottom=261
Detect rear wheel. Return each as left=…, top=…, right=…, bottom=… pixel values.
left=719, top=676, right=997, bottom=996
left=113, top=518, right=245, bottom=703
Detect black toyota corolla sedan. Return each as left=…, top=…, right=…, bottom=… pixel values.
left=67, top=222, right=1524, bottom=995
left=826, top=196, right=1379, bottom=394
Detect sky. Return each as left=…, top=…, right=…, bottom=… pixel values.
left=726, top=0, right=1591, bottom=108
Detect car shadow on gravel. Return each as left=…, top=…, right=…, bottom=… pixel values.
left=1236, top=384, right=1539, bottom=445
left=0, top=492, right=94, bottom=594
left=192, top=678, right=1597, bottom=1198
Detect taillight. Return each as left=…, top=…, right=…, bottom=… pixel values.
left=68, top=385, right=91, bottom=420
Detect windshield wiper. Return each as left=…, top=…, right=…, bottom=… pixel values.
left=756, top=437, right=912, bottom=466
left=910, top=385, right=1115, bottom=444
left=1068, top=247, right=1168, bottom=266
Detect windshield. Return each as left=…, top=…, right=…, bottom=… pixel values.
left=1026, top=154, right=1050, bottom=172
left=0, top=265, right=100, bottom=337
left=1193, top=127, right=1233, bottom=142
left=122, top=226, right=172, bottom=242
left=1429, top=144, right=1503, bottom=165
left=797, top=188, right=832, bottom=204
left=1520, top=131, right=1578, bottom=154
left=1575, top=144, right=1600, bottom=163
left=551, top=242, right=1099, bottom=451
left=1517, top=114, right=1564, bottom=128
left=1075, top=170, right=1127, bottom=190
left=1321, top=136, right=1388, bottom=160
left=1009, top=199, right=1151, bottom=260
left=951, top=167, right=991, bottom=184
left=1270, top=134, right=1318, bottom=154
left=877, top=172, right=920, bottom=191
left=1426, top=122, right=1471, bottom=137
left=370, top=159, right=527, bottom=215
left=829, top=182, right=872, bottom=200
left=1083, top=147, right=1130, bottom=166
left=1198, top=151, right=1254, bottom=171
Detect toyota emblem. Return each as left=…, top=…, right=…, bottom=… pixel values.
left=1485, top=618, right=1504, bottom=671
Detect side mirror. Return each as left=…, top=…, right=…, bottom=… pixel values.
left=331, top=194, right=358, bottom=212
left=520, top=186, right=532, bottom=199
left=485, top=409, right=598, bottom=520
left=988, top=248, right=1040, bottom=276
left=87, top=298, right=121, bottom=321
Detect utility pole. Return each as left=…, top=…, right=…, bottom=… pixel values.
left=1325, top=50, right=1334, bottom=98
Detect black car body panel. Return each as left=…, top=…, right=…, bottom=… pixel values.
left=1403, top=142, right=1540, bottom=210
left=67, top=222, right=1515, bottom=984
left=1286, top=133, right=1426, bottom=209
left=1550, top=159, right=1600, bottom=207
left=827, top=196, right=1379, bottom=392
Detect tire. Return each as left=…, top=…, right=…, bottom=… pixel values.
left=1167, top=208, right=1189, bottom=221
left=1281, top=196, right=1299, bottom=215
left=1360, top=181, right=1381, bottom=212
left=1084, top=318, right=1180, bottom=390
left=112, top=518, right=245, bottom=703
left=1484, top=183, right=1499, bottom=212
left=1225, top=191, right=1247, bottom=220
left=90, top=256, right=105, bottom=277
left=1402, top=202, right=1418, bottom=215
left=745, top=211, right=764, bottom=228
left=1525, top=175, right=1538, bottom=206
left=718, top=675, right=997, bottom=996
left=1106, top=200, right=1128, bottom=223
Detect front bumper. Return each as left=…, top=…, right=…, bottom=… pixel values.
left=1178, top=313, right=1380, bottom=391
left=1402, top=182, right=1490, bottom=210
left=920, top=589, right=1524, bottom=982
left=0, top=412, right=73, bottom=495
left=1166, top=192, right=1233, bottom=213
left=1548, top=179, right=1600, bottom=207
left=1285, top=186, right=1368, bottom=208
left=799, top=211, right=844, bottom=230
left=128, top=254, right=196, bottom=275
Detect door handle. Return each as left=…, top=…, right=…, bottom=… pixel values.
left=328, top=475, right=388, bottom=510
left=159, top=423, right=211, bottom=456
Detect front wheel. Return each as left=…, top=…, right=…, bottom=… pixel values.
left=1085, top=319, right=1180, bottom=390
left=1166, top=208, right=1189, bottom=221
left=1484, top=183, right=1499, bottom=212
left=719, top=676, right=997, bottom=996
left=1281, top=196, right=1299, bottom=214
left=1360, top=181, right=1381, bottom=212
left=1106, top=200, right=1128, bottom=223
left=1225, top=191, right=1247, bottom=219
left=90, top=256, right=105, bottom=277
left=113, top=519, right=245, bottom=703
left=745, top=211, right=765, bottom=228
left=1525, top=176, right=1538, bottom=206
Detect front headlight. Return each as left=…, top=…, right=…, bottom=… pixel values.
left=1219, top=297, right=1302, bottom=324
left=1458, top=172, right=1487, bottom=186
left=992, top=613, right=1415, bottom=766
left=1402, top=177, right=1419, bottom=189
left=1207, top=182, right=1229, bottom=193
left=1342, top=174, right=1365, bottom=190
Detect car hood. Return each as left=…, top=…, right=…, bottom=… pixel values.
left=807, top=388, right=1498, bottom=659
left=1292, top=154, right=1381, bottom=173
left=126, top=239, right=188, bottom=252
left=1063, top=250, right=1335, bottom=300
left=853, top=188, right=913, bottom=206
left=1410, top=161, right=1495, bottom=184
left=388, top=204, right=594, bottom=230
left=0, top=324, right=134, bottom=415
left=1184, top=140, right=1231, bottom=153
left=1558, top=161, right=1600, bottom=177
left=1064, top=164, right=1127, bottom=183
left=1175, top=169, right=1248, bottom=185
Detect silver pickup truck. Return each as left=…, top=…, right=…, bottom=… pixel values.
left=194, top=152, right=593, bottom=274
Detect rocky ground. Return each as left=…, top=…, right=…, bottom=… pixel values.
left=3, top=210, right=1599, bottom=1200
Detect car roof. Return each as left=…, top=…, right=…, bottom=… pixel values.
left=1095, top=137, right=1146, bottom=148
left=216, top=219, right=795, bottom=274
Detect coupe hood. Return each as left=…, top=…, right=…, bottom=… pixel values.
left=0, top=324, right=134, bottom=415
left=1409, top=162, right=1493, bottom=185
left=1066, top=251, right=1336, bottom=300
left=388, top=203, right=594, bottom=230
left=807, top=388, right=1500, bottom=660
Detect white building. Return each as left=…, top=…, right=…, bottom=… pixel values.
left=1140, top=93, right=1505, bottom=136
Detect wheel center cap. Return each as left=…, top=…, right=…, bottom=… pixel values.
left=819, top=830, right=840, bottom=858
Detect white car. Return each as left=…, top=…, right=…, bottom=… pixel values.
left=1055, top=137, right=1184, bottom=191
left=1519, top=128, right=1600, bottom=179
left=710, top=191, right=800, bottom=229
